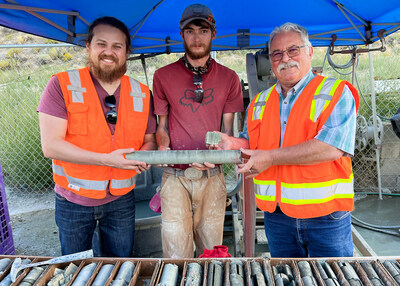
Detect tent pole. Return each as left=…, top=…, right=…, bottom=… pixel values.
left=351, top=50, right=357, bottom=85
left=368, top=45, right=383, bottom=199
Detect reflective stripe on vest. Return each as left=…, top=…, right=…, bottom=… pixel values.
left=252, top=85, right=275, bottom=121
left=310, top=78, right=342, bottom=122
left=53, top=159, right=138, bottom=192
left=281, top=174, right=354, bottom=205
left=254, top=182, right=277, bottom=202
left=67, top=70, right=85, bottom=103
left=110, top=176, right=137, bottom=189
left=53, top=163, right=108, bottom=191
left=129, top=77, right=146, bottom=112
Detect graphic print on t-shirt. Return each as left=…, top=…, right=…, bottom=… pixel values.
left=179, top=88, right=214, bottom=112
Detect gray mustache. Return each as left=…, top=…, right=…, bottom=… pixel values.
left=277, top=60, right=300, bottom=73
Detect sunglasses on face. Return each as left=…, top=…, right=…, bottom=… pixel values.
left=269, top=45, right=306, bottom=62
left=105, top=95, right=117, bottom=124
left=193, top=74, right=204, bottom=103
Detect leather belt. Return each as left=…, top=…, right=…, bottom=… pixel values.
left=164, top=166, right=223, bottom=180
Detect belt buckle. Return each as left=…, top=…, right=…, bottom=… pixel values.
left=184, top=167, right=203, bottom=180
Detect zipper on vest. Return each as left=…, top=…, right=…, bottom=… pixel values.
left=276, top=166, right=281, bottom=204
left=109, top=135, right=115, bottom=185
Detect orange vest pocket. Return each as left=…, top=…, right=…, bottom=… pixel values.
left=67, top=103, right=89, bottom=135
left=300, top=162, right=334, bottom=180
left=247, top=119, right=261, bottom=150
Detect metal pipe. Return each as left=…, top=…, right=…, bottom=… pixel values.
left=243, top=175, right=256, bottom=257
left=368, top=44, right=383, bottom=199
left=0, top=43, right=75, bottom=49
left=126, top=150, right=241, bottom=165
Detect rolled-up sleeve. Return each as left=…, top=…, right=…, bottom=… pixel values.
left=315, top=85, right=357, bottom=156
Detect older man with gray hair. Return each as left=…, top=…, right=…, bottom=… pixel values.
left=216, top=22, right=359, bottom=257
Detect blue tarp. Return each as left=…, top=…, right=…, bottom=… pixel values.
left=1, top=0, right=400, bottom=54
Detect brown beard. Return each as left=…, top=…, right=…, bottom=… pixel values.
left=184, top=40, right=212, bottom=60
left=87, top=55, right=127, bottom=83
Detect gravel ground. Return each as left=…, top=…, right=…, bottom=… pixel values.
left=5, top=188, right=61, bottom=257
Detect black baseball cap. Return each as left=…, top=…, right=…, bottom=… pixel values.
left=179, top=3, right=216, bottom=30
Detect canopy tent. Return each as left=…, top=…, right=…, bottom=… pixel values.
left=1, top=0, right=400, bottom=54
left=1, top=0, right=398, bottom=257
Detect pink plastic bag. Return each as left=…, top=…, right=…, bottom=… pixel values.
left=149, top=187, right=162, bottom=213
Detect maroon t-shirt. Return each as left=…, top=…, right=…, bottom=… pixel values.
left=37, top=73, right=156, bottom=206
left=153, top=59, right=244, bottom=168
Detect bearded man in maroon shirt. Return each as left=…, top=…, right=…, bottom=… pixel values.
left=153, top=4, right=244, bottom=258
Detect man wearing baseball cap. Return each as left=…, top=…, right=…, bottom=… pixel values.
left=153, top=4, right=243, bottom=258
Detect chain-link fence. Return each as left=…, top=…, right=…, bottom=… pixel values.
left=1, top=27, right=400, bottom=201
left=315, top=37, right=400, bottom=193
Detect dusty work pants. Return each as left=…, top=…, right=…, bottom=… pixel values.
left=160, top=171, right=227, bottom=258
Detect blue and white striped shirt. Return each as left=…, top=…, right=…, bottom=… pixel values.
left=239, top=69, right=357, bottom=156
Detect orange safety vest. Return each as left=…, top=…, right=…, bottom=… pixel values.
left=52, top=67, right=150, bottom=199
left=247, top=75, right=359, bottom=218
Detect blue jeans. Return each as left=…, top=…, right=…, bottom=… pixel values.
left=264, top=207, right=353, bottom=258
left=55, top=191, right=135, bottom=257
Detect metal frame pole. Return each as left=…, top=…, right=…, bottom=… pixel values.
left=243, top=175, right=255, bottom=257
left=368, top=45, right=383, bottom=199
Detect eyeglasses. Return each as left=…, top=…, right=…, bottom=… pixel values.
left=193, top=74, right=204, bottom=103
left=105, top=95, right=117, bottom=124
left=269, top=45, right=306, bottom=62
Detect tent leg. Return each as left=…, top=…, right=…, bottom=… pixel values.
left=368, top=45, right=383, bottom=200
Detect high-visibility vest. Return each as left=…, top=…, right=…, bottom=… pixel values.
left=52, top=67, right=150, bottom=199
left=247, top=75, right=359, bottom=218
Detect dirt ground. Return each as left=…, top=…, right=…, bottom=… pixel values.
left=6, top=189, right=61, bottom=257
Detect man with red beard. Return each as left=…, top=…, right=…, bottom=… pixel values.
left=152, top=4, right=243, bottom=258
left=37, top=17, right=157, bottom=257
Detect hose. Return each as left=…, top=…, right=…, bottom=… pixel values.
left=352, top=192, right=400, bottom=236
left=323, top=47, right=356, bottom=76
left=351, top=220, right=400, bottom=237
left=351, top=215, right=400, bottom=229
left=323, top=46, right=394, bottom=121
left=354, top=72, right=393, bottom=121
